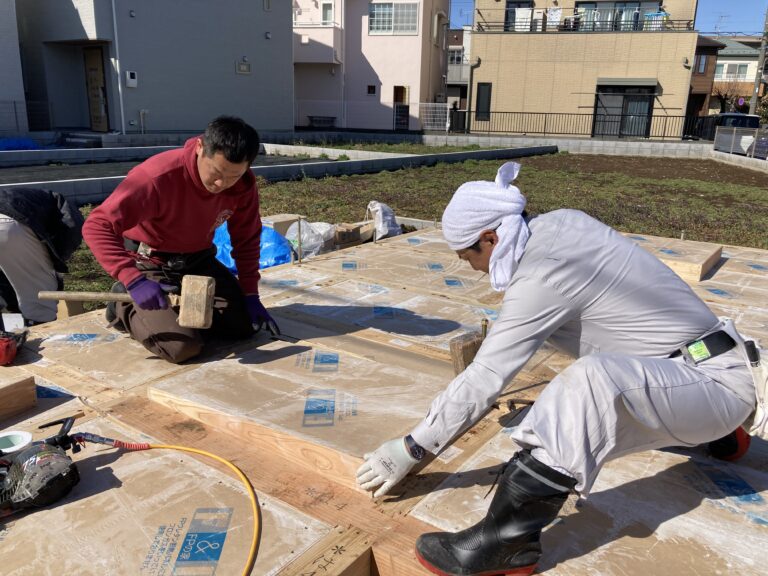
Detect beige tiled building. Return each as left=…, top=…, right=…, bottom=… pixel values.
left=470, top=0, right=700, bottom=138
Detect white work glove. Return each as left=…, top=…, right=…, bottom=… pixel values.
left=356, top=437, right=419, bottom=497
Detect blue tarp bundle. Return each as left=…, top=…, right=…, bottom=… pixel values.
left=214, top=222, right=293, bottom=274
left=0, top=138, right=40, bottom=151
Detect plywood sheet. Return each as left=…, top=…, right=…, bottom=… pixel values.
left=625, top=233, right=722, bottom=283
left=23, top=311, right=188, bottom=391
left=0, top=402, right=330, bottom=576
left=258, top=265, right=333, bottom=301
left=409, top=425, right=768, bottom=576
left=269, top=278, right=498, bottom=359
left=304, top=245, right=502, bottom=305
left=149, top=338, right=449, bottom=491
left=379, top=228, right=451, bottom=255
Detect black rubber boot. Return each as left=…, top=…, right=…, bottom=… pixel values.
left=416, top=450, right=576, bottom=576
left=709, top=427, right=751, bottom=462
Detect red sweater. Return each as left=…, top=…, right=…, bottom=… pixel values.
left=82, top=137, right=262, bottom=293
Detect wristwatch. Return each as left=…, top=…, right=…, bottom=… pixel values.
left=404, top=434, right=426, bottom=461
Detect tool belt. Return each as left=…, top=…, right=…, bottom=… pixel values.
left=124, top=238, right=215, bottom=271
left=670, top=330, right=736, bottom=364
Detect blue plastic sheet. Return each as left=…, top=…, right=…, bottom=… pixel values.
left=0, top=138, right=40, bottom=151
left=214, top=222, right=292, bottom=274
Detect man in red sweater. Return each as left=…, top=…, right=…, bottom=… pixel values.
left=83, top=116, right=277, bottom=363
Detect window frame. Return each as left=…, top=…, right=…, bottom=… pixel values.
left=321, top=1, right=334, bottom=26
left=369, top=2, right=419, bottom=36
left=475, top=82, right=492, bottom=122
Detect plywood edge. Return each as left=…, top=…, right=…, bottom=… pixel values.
left=278, top=526, right=373, bottom=576
left=0, top=367, right=36, bottom=422
left=148, top=386, right=363, bottom=492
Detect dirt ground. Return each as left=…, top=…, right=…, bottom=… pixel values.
left=2, top=151, right=766, bottom=189
left=523, top=154, right=768, bottom=188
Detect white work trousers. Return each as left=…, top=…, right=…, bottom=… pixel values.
left=0, top=215, right=59, bottom=323
left=510, top=348, right=754, bottom=495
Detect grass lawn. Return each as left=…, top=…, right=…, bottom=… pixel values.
left=66, top=153, right=768, bottom=299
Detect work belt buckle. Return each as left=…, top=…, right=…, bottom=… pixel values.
left=679, top=339, right=712, bottom=365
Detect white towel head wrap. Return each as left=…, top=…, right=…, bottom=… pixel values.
left=441, top=161, right=530, bottom=291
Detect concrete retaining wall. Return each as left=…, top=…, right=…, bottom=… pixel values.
left=1, top=145, right=557, bottom=206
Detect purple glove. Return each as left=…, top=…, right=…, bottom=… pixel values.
left=245, top=294, right=280, bottom=335
left=127, top=276, right=169, bottom=311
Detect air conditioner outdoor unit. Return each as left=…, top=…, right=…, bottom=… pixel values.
left=435, top=93, right=446, bottom=103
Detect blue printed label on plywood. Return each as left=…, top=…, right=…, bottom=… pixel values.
left=407, top=238, right=423, bottom=245
left=444, top=277, right=464, bottom=287
left=748, top=263, right=767, bottom=271
left=276, top=279, right=299, bottom=287
left=373, top=306, right=396, bottom=319
left=174, top=508, right=232, bottom=574
left=303, top=389, right=336, bottom=427
left=427, top=263, right=444, bottom=272
left=628, top=235, right=648, bottom=242
left=342, top=261, right=357, bottom=271
left=658, top=248, right=680, bottom=256
left=706, top=288, right=734, bottom=298
left=313, top=351, right=339, bottom=372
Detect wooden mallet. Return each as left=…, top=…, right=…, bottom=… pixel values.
left=39, top=275, right=216, bottom=329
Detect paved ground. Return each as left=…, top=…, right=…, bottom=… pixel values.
left=0, top=154, right=332, bottom=184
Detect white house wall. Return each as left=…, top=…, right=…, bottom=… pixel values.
left=16, top=0, right=294, bottom=133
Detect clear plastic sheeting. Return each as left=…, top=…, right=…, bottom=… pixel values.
left=285, top=221, right=336, bottom=259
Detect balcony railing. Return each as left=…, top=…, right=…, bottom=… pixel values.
left=714, top=74, right=750, bottom=82
left=475, top=9, right=693, bottom=33
left=447, top=63, right=470, bottom=83
left=448, top=110, right=715, bottom=141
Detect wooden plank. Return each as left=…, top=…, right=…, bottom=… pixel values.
left=147, top=337, right=453, bottom=492
left=624, top=234, right=723, bottom=283
left=109, top=397, right=439, bottom=575
left=0, top=367, right=36, bottom=421
left=278, top=526, right=373, bottom=576
left=149, top=384, right=363, bottom=492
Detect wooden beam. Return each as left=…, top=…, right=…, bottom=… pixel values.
left=0, top=367, right=36, bottom=422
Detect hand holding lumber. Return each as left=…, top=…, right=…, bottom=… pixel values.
left=356, top=437, right=419, bottom=497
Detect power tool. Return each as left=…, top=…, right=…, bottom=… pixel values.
left=0, top=329, right=28, bottom=366
left=0, top=414, right=81, bottom=518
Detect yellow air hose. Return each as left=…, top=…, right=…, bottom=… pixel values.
left=75, top=434, right=262, bottom=576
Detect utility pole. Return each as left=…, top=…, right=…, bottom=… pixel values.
left=748, top=6, right=768, bottom=115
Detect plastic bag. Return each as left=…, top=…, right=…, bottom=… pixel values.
left=365, top=201, right=401, bottom=240
left=285, top=221, right=334, bottom=259
left=213, top=222, right=292, bottom=274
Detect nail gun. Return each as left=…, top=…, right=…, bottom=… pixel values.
left=0, top=413, right=82, bottom=518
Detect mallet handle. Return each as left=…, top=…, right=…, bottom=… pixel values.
left=38, top=291, right=180, bottom=305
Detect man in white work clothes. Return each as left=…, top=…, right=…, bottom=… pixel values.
left=356, top=162, right=758, bottom=576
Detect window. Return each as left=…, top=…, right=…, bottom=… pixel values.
left=715, top=63, right=724, bottom=79
left=696, top=54, right=707, bottom=74
left=367, top=85, right=377, bottom=95
left=448, top=48, right=464, bottom=65
left=369, top=2, right=418, bottom=35
left=322, top=2, right=334, bottom=25
left=504, top=1, right=533, bottom=32
left=476, top=83, right=492, bottom=122
left=737, top=64, right=748, bottom=79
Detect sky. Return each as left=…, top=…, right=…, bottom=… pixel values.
left=449, top=0, right=768, bottom=34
